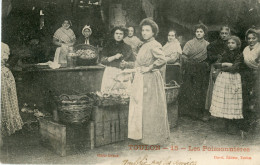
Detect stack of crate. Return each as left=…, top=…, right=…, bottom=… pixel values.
left=92, top=105, right=128, bottom=147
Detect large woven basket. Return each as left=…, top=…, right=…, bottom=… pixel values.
left=57, top=94, right=93, bottom=124
left=165, top=80, right=180, bottom=104
left=74, top=44, right=98, bottom=66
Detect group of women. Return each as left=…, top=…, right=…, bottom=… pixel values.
left=90, top=18, right=260, bottom=142
left=179, top=25, right=260, bottom=135
left=1, top=17, right=260, bottom=147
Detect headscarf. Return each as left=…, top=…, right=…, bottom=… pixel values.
left=245, top=27, right=260, bottom=41
left=1, top=42, right=10, bottom=61
left=82, top=25, right=92, bottom=35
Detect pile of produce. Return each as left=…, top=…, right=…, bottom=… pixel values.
left=89, top=90, right=130, bottom=106
left=76, top=49, right=96, bottom=59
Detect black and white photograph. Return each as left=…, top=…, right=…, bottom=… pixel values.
left=1, top=0, right=260, bottom=164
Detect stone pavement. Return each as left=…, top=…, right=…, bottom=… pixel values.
left=1, top=116, right=259, bottom=165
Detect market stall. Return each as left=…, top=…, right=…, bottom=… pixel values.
left=13, top=65, right=105, bottom=156
left=13, top=62, right=179, bottom=156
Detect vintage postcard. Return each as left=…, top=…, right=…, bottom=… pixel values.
left=1, top=0, right=260, bottom=165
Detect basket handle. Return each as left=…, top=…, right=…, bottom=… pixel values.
left=59, top=94, right=71, bottom=101
left=168, top=80, right=180, bottom=87
left=79, top=95, right=93, bottom=102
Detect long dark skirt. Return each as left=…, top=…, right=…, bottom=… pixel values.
left=179, top=61, right=210, bottom=119
left=256, top=69, right=260, bottom=143
left=241, top=68, right=259, bottom=132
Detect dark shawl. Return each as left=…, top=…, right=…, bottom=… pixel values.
left=100, top=39, right=134, bottom=68
left=207, top=39, right=229, bottom=65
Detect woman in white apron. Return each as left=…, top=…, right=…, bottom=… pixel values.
left=53, top=18, right=76, bottom=66
left=100, top=27, right=134, bottom=93
left=127, top=18, right=170, bottom=145
left=161, top=29, right=182, bottom=84
left=210, top=36, right=244, bottom=135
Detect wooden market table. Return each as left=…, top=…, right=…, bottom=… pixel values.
left=13, top=65, right=105, bottom=112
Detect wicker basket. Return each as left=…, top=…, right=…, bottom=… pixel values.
left=74, top=44, right=98, bottom=66
left=165, top=80, right=180, bottom=104
left=57, top=94, right=93, bottom=124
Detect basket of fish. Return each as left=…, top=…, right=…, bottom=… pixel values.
left=74, top=44, right=98, bottom=66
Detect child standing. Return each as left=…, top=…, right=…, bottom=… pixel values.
left=210, top=36, right=243, bottom=134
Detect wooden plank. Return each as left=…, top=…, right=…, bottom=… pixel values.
left=95, top=135, right=105, bottom=147
left=93, top=105, right=130, bottom=147
left=102, top=108, right=109, bottom=121
left=119, top=123, right=127, bottom=141
left=89, top=121, right=95, bottom=149
left=119, top=105, right=128, bottom=141
left=115, top=120, right=120, bottom=141
left=119, top=105, right=129, bottom=119
left=95, top=134, right=112, bottom=147
left=95, top=122, right=102, bottom=136
left=39, top=119, right=66, bottom=157
left=92, top=106, right=103, bottom=123
left=111, top=120, right=116, bottom=143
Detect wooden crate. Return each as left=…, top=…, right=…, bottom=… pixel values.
left=92, top=105, right=128, bottom=147
left=39, top=118, right=94, bottom=156
left=167, top=102, right=179, bottom=129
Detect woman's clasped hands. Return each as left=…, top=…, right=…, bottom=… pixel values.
left=136, top=65, right=152, bottom=74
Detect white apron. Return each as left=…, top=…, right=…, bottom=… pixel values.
left=128, top=72, right=143, bottom=140
left=101, top=67, right=122, bottom=92
left=53, top=45, right=69, bottom=64
left=101, top=67, right=132, bottom=93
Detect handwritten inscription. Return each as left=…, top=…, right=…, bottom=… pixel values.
left=122, top=155, right=197, bottom=165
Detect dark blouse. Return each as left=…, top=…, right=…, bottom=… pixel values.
left=207, top=39, right=229, bottom=65
left=215, top=49, right=243, bottom=73
left=100, top=40, right=134, bottom=68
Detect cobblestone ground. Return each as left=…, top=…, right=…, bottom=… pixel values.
left=1, top=116, right=259, bottom=165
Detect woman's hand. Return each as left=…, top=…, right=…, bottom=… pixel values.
left=222, top=63, right=233, bottom=67
left=115, top=53, right=123, bottom=59
left=120, top=60, right=128, bottom=68
left=108, top=53, right=123, bottom=62
left=140, top=66, right=152, bottom=73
